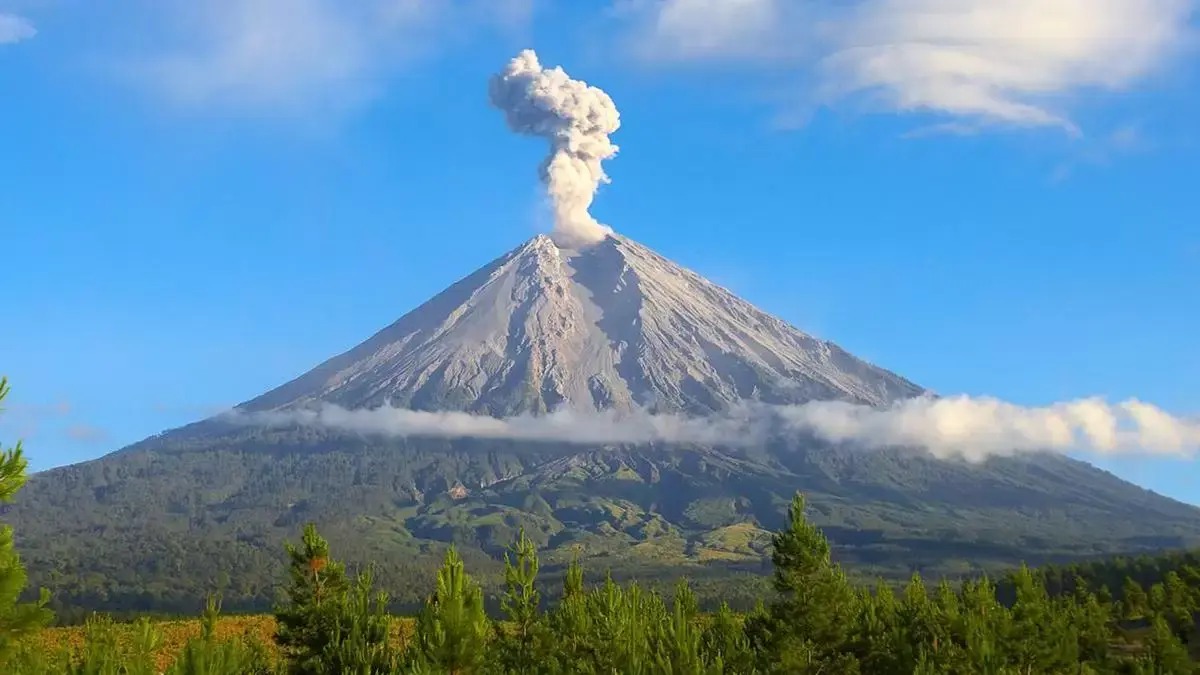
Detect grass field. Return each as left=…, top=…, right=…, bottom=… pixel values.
left=27, top=615, right=417, bottom=672
left=22, top=612, right=1200, bottom=670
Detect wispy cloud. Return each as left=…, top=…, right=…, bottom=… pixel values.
left=123, top=0, right=533, bottom=114
left=617, top=0, right=1197, bottom=134
left=0, top=12, right=35, bottom=44
left=0, top=400, right=72, bottom=440
left=226, top=394, right=1200, bottom=463
left=1049, top=122, right=1155, bottom=182
left=65, top=423, right=109, bottom=443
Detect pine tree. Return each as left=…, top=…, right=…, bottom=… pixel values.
left=493, top=529, right=548, bottom=674
left=319, top=569, right=396, bottom=675
left=563, top=549, right=584, bottom=601
left=1071, top=577, right=1115, bottom=668
left=653, top=580, right=706, bottom=674
left=957, top=577, right=1009, bottom=675
left=0, top=378, right=53, bottom=664
left=409, top=546, right=490, bottom=674
left=848, top=581, right=900, bottom=674
left=167, top=597, right=275, bottom=675
left=65, top=614, right=156, bottom=675
left=275, top=523, right=350, bottom=675
left=1007, top=565, right=1078, bottom=672
left=1163, top=572, right=1196, bottom=640
left=1139, top=615, right=1195, bottom=674
left=1125, top=577, right=1151, bottom=620
left=752, top=493, right=856, bottom=673
left=701, top=601, right=754, bottom=675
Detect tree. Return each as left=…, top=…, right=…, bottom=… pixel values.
left=318, top=570, right=396, bottom=675
left=0, top=377, right=53, bottom=663
left=275, top=523, right=350, bottom=674
left=751, top=493, right=857, bottom=673
left=1162, top=572, right=1197, bottom=640
left=562, top=549, right=584, bottom=601
left=493, top=528, right=548, bottom=673
left=1125, top=577, right=1151, bottom=620
left=1007, top=565, right=1079, bottom=672
left=409, top=546, right=490, bottom=674
left=653, top=580, right=706, bottom=674
left=1071, top=578, right=1115, bottom=667
left=167, top=597, right=275, bottom=675
left=956, top=577, right=1009, bottom=675
left=1139, top=615, right=1194, bottom=674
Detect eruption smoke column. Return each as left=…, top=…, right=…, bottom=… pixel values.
left=489, top=50, right=621, bottom=249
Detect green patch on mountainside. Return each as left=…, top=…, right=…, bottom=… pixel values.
left=8, top=425, right=1200, bottom=616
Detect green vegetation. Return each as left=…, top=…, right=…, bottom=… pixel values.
left=10, top=423, right=1200, bottom=617
left=3, top=377, right=1200, bottom=672
left=5, top=496, right=1200, bottom=672
left=0, top=378, right=53, bottom=659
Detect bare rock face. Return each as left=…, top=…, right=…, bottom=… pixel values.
left=239, top=234, right=923, bottom=417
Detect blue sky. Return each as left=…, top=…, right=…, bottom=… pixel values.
left=2, top=1, right=1198, bottom=503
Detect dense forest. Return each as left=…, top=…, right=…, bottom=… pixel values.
left=3, top=379, right=1200, bottom=672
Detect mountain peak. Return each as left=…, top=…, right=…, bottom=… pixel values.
left=240, top=234, right=923, bottom=416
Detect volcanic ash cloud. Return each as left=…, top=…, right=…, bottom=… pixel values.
left=489, top=49, right=621, bottom=249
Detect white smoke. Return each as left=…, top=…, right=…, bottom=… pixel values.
left=489, top=49, right=621, bottom=249
left=225, top=395, right=1200, bottom=463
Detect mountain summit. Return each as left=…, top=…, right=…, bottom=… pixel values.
left=10, top=234, right=1200, bottom=616
left=242, top=234, right=921, bottom=416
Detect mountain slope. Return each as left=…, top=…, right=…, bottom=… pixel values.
left=240, top=234, right=923, bottom=416
left=7, top=234, right=1199, bottom=615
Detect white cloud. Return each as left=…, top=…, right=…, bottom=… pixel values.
left=621, top=0, right=800, bottom=63
left=128, top=0, right=533, bottom=113
left=619, top=0, right=1197, bottom=132
left=227, top=394, right=1200, bottom=463
left=0, top=12, right=35, bottom=44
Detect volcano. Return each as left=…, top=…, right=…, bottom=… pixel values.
left=239, top=234, right=921, bottom=416
left=10, top=234, right=1200, bottom=614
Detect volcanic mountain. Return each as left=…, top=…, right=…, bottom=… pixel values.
left=9, top=234, right=1200, bottom=615
left=239, top=234, right=922, bottom=416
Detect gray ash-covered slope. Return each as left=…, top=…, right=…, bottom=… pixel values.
left=240, top=233, right=922, bottom=417
left=9, top=234, right=1200, bottom=615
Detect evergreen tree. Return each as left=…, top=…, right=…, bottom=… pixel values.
left=64, top=614, right=158, bottom=675
left=493, top=528, right=548, bottom=674
left=1007, top=565, right=1078, bottom=672
left=751, top=493, right=857, bottom=673
left=957, top=577, right=1009, bottom=675
left=653, top=580, right=706, bottom=674
left=1163, top=572, right=1197, bottom=640
left=701, top=601, right=754, bottom=675
left=167, top=597, right=275, bottom=675
left=1139, top=615, right=1195, bottom=674
left=1071, top=578, right=1115, bottom=667
left=319, top=569, right=396, bottom=675
left=563, top=550, right=584, bottom=601
left=1126, top=577, right=1152, bottom=620
left=275, top=523, right=350, bottom=675
left=0, top=378, right=53, bottom=664
left=847, top=582, right=900, bottom=673
left=409, top=546, right=490, bottom=674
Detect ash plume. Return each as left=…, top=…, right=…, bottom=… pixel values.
left=489, top=49, right=621, bottom=249
left=225, top=395, right=1200, bottom=463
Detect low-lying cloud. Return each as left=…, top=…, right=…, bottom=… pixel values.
left=225, top=395, right=1200, bottom=463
